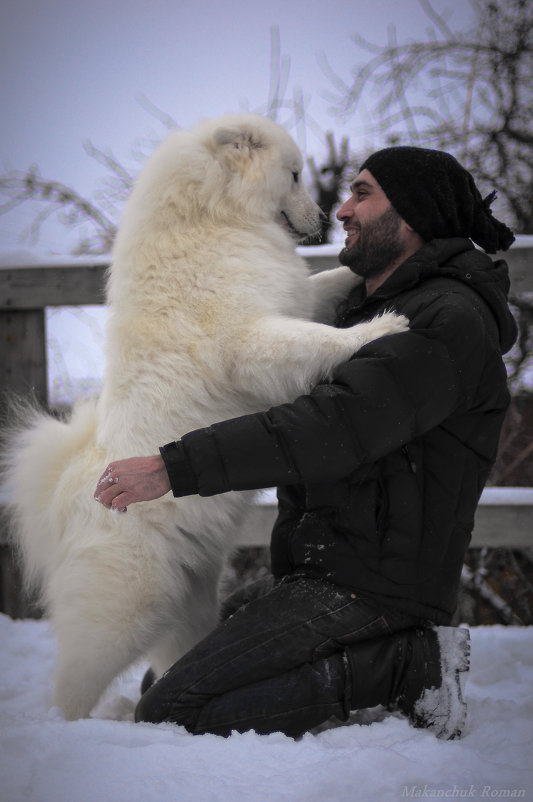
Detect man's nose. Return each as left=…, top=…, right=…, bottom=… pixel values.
left=336, top=197, right=353, bottom=221
left=336, top=199, right=350, bottom=221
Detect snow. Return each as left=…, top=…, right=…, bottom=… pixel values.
left=1, top=239, right=533, bottom=798
left=1, top=615, right=532, bottom=802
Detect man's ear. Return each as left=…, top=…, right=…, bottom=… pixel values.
left=403, top=221, right=425, bottom=251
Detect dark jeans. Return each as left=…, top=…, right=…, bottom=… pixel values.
left=135, top=574, right=424, bottom=737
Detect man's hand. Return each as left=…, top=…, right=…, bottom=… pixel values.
left=94, top=455, right=171, bottom=512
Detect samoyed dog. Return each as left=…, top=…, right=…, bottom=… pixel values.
left=2, top=114, right=407, bottom=720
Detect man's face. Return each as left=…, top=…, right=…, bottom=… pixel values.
left=336, top=169, right=407, bottom=279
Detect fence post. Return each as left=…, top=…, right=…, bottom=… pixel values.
left=0, top=306, right=48, bottom=617
left=1, top=308, right=48, bottom=414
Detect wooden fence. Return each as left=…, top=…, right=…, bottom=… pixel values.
left=1, top=242, right=532, bottom=614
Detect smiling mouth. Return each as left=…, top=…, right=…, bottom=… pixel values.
left=344, top=227, right=361, bottom=245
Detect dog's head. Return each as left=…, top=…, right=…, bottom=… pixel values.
left=198, top=114, right=323, bottom=241
left=123, top=114, right=322, bottom=244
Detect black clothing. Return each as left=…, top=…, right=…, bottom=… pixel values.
left=161, top=238, right=516, bottom=623
left=359, top=148, right=515, bottom=252
left=135, top=575, right=423, bottom=737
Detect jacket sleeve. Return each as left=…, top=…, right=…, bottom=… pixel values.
left=160, top=292, right=489, bottom=498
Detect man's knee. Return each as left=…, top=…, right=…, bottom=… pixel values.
left=219, top=574, right=277, bottom=621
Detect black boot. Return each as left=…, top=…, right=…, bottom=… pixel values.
left=140, top=667, right=156, bottom=695
left=344, top=626, right=470, bottom=739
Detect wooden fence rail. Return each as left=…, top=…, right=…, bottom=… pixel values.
left=1, top=242, right=532, bottom=614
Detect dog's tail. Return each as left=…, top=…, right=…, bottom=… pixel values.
left=0, top=396, right=99, bottom=600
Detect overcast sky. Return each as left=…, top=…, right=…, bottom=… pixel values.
left=0, top=0, right=475, bottom=254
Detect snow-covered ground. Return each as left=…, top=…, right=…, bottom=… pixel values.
left=1, top=615, right=532, bottom=802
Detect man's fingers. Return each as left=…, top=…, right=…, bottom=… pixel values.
left=94, top=455, right=170, bottom=511
left=95, top=485, right=129, bottom=513
left=110, top=492, right=131, bottom=513
left=95, top=464, right=119, bottom=491
left=94, top=463, right=122, bottom=508
left=94, top=474, right=122, bottom=508
left=94, top=487, right=119, bottom=508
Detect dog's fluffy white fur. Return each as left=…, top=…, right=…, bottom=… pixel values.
left=2, top=114, right=407, bottom=719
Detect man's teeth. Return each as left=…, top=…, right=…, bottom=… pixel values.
left=345, top=228, right=360, bottom=242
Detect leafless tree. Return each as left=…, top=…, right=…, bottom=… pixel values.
left=307, top=133, right=351, bottom=243
left=0, top=27, right=350, bottom=251
left=321, top=0, right=533, bottom=234
left=0, top=98, right=179, bottom=256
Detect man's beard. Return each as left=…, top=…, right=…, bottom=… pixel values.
left=339, top=205, right=405, bottom=278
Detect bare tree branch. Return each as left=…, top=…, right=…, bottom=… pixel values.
left=323, top=0, right=533, bottom=233
left=307, top=132, right=351, bottom=242
left=461, top=562, right=523, bottom=625
left=0, top=166, right=117, bottom=253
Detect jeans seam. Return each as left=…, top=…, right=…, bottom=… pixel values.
left=312, top=614, right=389, bottom=658
left=177, top=596, right=364, bottom=700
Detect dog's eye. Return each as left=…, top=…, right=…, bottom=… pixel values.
left=292, top=172, right=299, bottom=184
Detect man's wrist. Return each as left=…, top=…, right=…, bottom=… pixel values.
left=159, top=441, right=199, bottom=497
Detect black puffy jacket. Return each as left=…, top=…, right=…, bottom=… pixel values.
left=161, top=239, right=517, bottom=623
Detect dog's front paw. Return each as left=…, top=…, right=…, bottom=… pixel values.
left=346, top=312, right=409, bottom=354
left=371, top=311, right=409, bottom=337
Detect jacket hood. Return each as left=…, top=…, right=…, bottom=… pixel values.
left=353, top=238, right=518, bottom=354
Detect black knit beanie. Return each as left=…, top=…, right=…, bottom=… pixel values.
left=359, top=146, right=515, bottom=253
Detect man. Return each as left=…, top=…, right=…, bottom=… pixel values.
left=95, top=147, right=517, bottom=740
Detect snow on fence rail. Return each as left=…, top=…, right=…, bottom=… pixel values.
left=1, top=240, right=532, bottom=554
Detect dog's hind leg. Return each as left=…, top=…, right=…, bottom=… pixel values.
left=52, top=628, right=139, bottom=721
left=48, top=563, right=167, bottom=720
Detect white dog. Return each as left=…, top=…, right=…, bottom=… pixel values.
left=2, top=114, right=407, bottom=720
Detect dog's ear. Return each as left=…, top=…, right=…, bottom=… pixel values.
left=213, top=127, right=240, bottom=147
left=213, top=127, right=264, bottom=151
